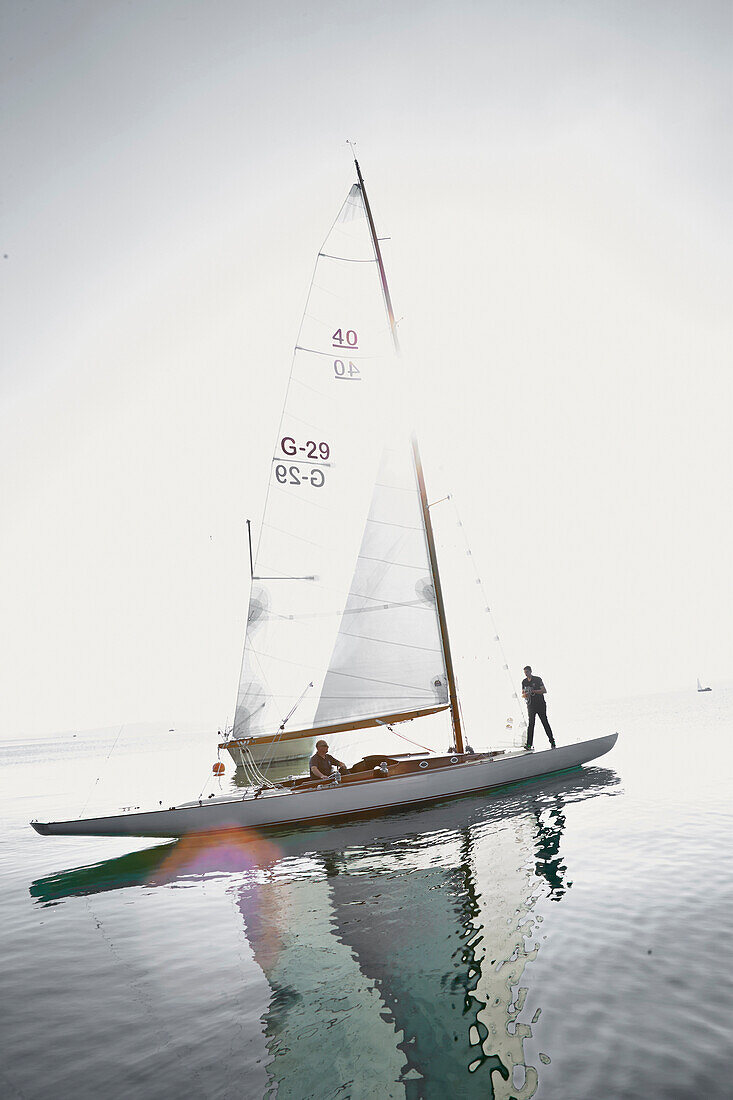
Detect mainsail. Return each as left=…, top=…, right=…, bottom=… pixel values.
left=313, top=438, right=449, bottom=729
left=234, top=183, right=448, bottom=741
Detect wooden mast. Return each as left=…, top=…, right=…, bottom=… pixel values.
left=354, top=157, right=465, bottom=753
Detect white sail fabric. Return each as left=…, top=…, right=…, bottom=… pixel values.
left=234, top=185, right=398, bottom=738
left=313, top=440, right=449, bottom=728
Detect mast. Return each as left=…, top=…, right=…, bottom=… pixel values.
left=354, top=157, right=465, bottom=754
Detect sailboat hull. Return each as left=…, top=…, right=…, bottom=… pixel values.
left=31, top=734, right=618, bottom=839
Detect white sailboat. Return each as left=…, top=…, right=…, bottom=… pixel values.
left=223, top=168, right=451, bottom=768
left=697, top=678, right=712, bottom=692
left=31, top=158, right=617, bottom=840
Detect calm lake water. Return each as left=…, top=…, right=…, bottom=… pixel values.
left=2, top=688, right=732, bottom=1099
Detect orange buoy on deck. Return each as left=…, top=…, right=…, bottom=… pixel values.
left=212, top=762, right=225, bottom=775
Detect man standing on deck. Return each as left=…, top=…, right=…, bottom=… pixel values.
left=522, top=665, right=556, bottom=749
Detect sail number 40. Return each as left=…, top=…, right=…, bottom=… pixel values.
left=332, top=328, right=358, bottom=348
left=332, top=329, right=360, bottom=380
left=333, top=359, right=360, bottom=380
left=275, top=464, right=325, bottom=488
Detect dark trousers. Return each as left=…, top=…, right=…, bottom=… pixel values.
left=527, top=701, right=555, bottom=748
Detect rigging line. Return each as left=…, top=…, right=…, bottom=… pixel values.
left=245, top=745, right=270, bottom=786
left=232, top=741, right=273, bottom=789
left=376, top=722, right=435, bottom=754
left=78, top=724, right=125, bottom=818
left=238, top=739, right=278, bottom=792
left=197, top=766, right=218, bottom=801
left=244, top=747, right=268, bottom=786
left=235, top=746, right=256, bottom=787
left=279, top=679, right=314, bottom=731
left=245, top=744, right=283, bottom=787
left=449, top=494, right=527, bottom=741
left=255, top=677, right=313, bottom=776
left=454, top=685, right=468, bottom=752
left=245, top=739, right=278, bottom=786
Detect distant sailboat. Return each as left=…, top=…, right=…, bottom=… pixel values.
left=30, top=157, right=617, bottom=840
left=697, top=678, right=712, bottom=692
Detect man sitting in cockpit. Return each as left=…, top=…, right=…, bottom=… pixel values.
left=309, top=740, right=347, bottom=780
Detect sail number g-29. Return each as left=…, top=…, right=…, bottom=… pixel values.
left=280, top=437, right=330, bottom=460
left=275, top=436, right=330, bottom=489
left=274, top=464, right=325, bottom=488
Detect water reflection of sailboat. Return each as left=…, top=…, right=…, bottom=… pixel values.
left=532, top=795, right=568, bottom=903
left=30, top=770, right=619, bottom=1099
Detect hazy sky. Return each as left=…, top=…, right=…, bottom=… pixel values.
left=2, top=1, right=731, bottom=739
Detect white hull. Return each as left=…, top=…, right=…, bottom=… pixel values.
left=32, top=734, right=617, bottom=839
